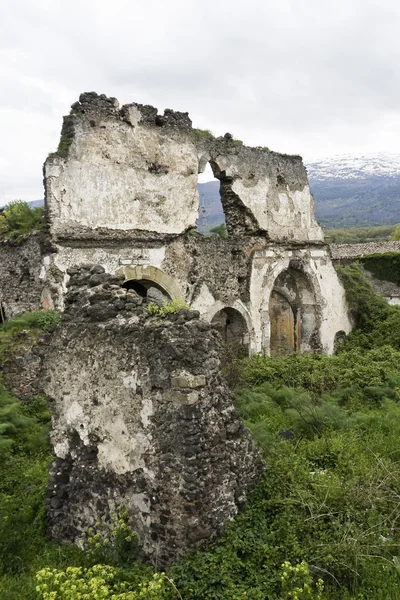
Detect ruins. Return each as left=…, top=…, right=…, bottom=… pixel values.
left=36, top=91, right=350, bottom=355
left=0, top=92, right=354, bottom=563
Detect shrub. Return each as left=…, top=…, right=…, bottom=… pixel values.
left=35, top=568, right=178, bottom=600
left=147, top=299, right=189, bottom=317
left=1, top=310, right=59, bottom=333
left=193, top=129, right=215, bottom=140
left=209, top=223, right=228, bottom=238
left=0, top=200, right=44, bottom=240
left=361, top=252, right=400, bottom=285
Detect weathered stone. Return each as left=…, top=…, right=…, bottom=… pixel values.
left=42, top=273, right=263, bottom=567
left=171, top=373, right=206, bottom=389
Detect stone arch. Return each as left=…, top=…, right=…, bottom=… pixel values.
left=269, top=265, right=320, bottom=355
left=116, top=265, right=183, bottom=302
left=211, top=306, right=250, bottom=355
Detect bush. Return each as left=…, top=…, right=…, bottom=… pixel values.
left=1, top=310, right=59, bottom=333
left=35, top=568, right=178, bottom=600
left=147, top=299, right=189, bottom=317
left=0, top=201, right=44, bottom=240
left=210, top=224, right=228, bottom=238
left=361, top=252, right=400, bottom=285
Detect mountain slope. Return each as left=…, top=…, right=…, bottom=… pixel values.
left=307, top=154, right=400, bottom=228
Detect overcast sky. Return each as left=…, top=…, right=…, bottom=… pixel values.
left=1, top=0, right=400, bottom=202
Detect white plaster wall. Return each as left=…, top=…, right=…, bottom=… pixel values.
left=45, top=119, right=200, bottom=235
left=249, top=247, right=352, bottom=355
left=211, top=152, right=324, bottom=243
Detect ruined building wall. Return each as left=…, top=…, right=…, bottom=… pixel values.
left=44, top=92, right=323, bottom=244
left=43, top=266, right=262, bottom=566
left=38, top=92, right=351, bottom=356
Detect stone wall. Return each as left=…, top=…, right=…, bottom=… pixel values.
left=42, top=265, right=263, bottom=566
left=330, top=241, right=400, bottom=260
left=0, top=232, right=45, bottom=318
left=44, top=92, right=323, bottom=244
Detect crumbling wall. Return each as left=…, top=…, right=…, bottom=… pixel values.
left=0, top=232, right=45, bottom=318
left=44, top=93, right=199, bottom=238
left=200, top=144, right=324, bottom=242
left=43, top=265, right=263, bottom=566
left=44, top=92, right=324, bottom=244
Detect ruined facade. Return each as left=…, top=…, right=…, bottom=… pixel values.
left=38, top=91, right=351, bottom=356
left=0, top=92, right=356, bottom=564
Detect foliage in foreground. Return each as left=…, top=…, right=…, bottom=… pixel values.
left=0, top=200, right=44, bottom=241
left=3, top=264, right=400, bottom=598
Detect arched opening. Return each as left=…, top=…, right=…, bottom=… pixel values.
left=333, top=330, right=347, bottom=352
left=196, top=159, right=226, bottom=236
left=269, top=268, right=319, bottom=356
left=117, top=265, right=183, bottom=305
left=212, top=307, right=249, bottom=355
left=122, top=279, right=171, bottom=305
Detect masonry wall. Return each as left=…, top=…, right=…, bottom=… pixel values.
left=0, top=233, right=45, bottom=318
left=43, top=266, right=263, bottom=566
left=44, top=92, right=323, bottom=244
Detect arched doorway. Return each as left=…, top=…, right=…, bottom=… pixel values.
left=211, top=307, right=249, bottom=356
left=116, top=265, right=183, bottom=306
left=269, top=268, right=319, bottom=356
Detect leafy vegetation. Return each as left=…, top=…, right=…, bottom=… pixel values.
left=360, top=251, right=400, bottom=285
left=392, top=224, right=400, bottom=241
left=4, top=266, right=400, bottom=597
left=193, top=129, right=215, bottom=140
left=209, top=223, right=228, bottom=238
left=0, top=200, right=44, bottom=241
left=324, top=223, right=396, bottom=244
left=147, top=299, right=189, bottom=317
left=0, top=310, right=60, bottom=362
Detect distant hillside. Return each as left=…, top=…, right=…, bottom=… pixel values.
left=197, top=154, right=400, bottom=231
left=196, top=181, right=224, bottom=233
left=29, top=200, right=44, bottom=209
left=307, top=154, right=400, bottom=228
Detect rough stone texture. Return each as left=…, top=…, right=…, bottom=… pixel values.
left=44, top=92, right=322, bottom=243
left=42, top=267, right=263, bottom=566
left=2, top=335, right=44, bottom=400
left=330, top=241, right=400, bottom=260
left=0, top=233, right=46, bottom=318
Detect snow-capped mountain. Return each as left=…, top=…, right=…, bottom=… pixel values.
left=306, top=153, right=400, bottom=181
left=306, top=153, right=400, bottom=228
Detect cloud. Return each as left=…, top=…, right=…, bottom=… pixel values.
left=1, top=0, right=400, bottom=201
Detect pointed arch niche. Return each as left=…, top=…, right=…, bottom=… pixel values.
left=268, top=267, right=320, bottom=356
